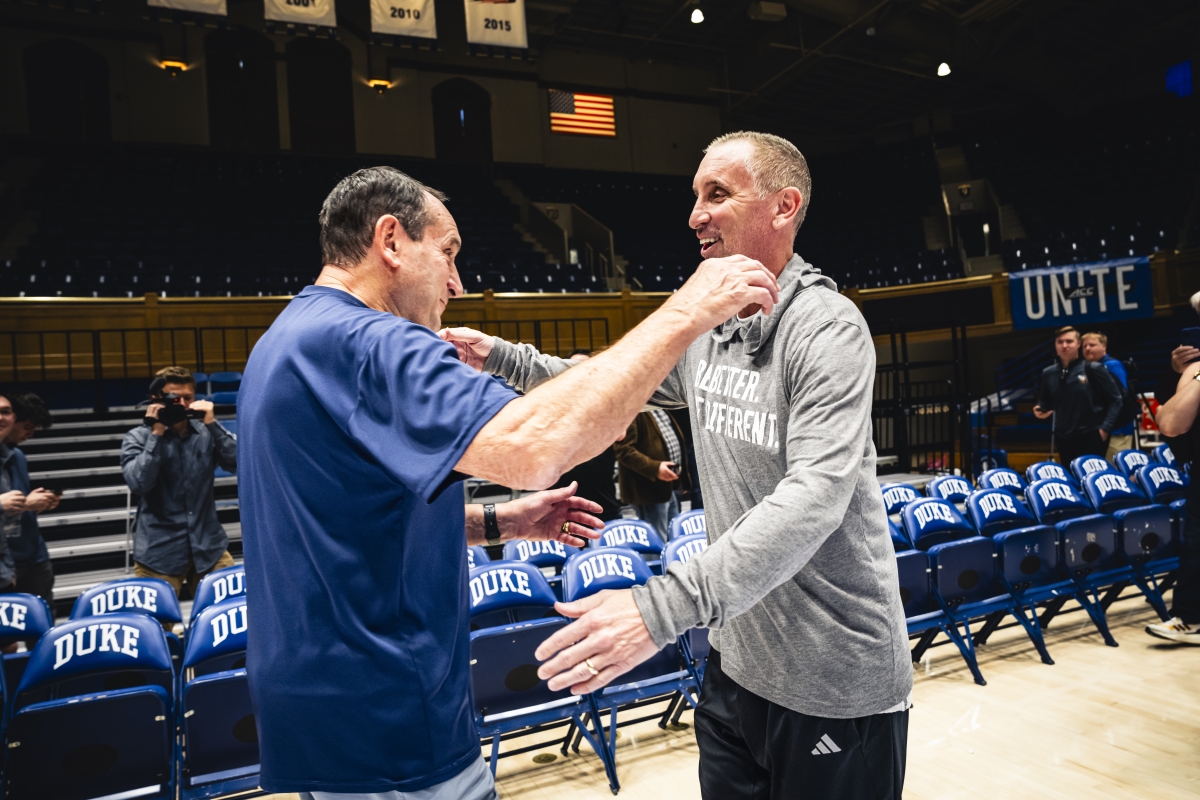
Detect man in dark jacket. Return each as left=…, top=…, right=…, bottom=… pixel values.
left=614, top=409, right=690, bottom=539
left=1034, top=326, right=1123, bottom=468
left=2, top=393, right=59, bottom=605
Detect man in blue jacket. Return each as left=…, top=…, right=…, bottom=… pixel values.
left=1082, top=332, right=1134, bottom=461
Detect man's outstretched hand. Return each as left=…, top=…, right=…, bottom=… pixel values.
left=504, top=482, right=604, bottom=548
left=438, top=327, right=493, bottom=371
left=534, top=589, right=660, bottom=695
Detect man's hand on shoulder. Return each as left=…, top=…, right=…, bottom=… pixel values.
left=666, top=254, right=780, bottom=330
left=534, top=589, right=660, bottom=694
left=501, top=482, right=604, bottom=547
left=438, top=327, right=493, bottom=372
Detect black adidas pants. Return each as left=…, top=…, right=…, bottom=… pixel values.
left=694, top=651, right=908, bottom=800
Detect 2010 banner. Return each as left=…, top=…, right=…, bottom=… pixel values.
left=264, top=0, right=336, bottom=28
left=463, top=0, right=527, bottom=48
left=147, top=0, right=226, bottom=15
left=1008, top=256, right=1153, bottom=330
left=371, top=0, right=437, bottom=38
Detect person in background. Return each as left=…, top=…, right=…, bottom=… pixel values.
left=1081, top=332, right=1134, bottom=462
left=615, top=409, right=689, bottom=539
left=0, top=392, right=26, bottom=592
left=550, top=349, right=623, bottom=522
left=2, top=393, right=59, bottom=605
left=1033, top=325, right=1122, bottom=468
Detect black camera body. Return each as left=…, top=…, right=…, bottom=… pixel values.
left=149, top=393, right=205, bottom=427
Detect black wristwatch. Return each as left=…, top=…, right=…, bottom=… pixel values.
left=483, top=503, right=502, bottom=546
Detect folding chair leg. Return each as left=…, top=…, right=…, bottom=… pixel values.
left=560, top=719, right=577, bottom=756
left=1099, top=580, right=1130, bottom=612
left=1159, top=572, right=1177, bottom=595
left=1009, top=605, right=1054, bottom=665
left=670, top=692, right=693, bottom=725
left=489, top=733, right=502, bottom=778
left=972, top=610, right=1007, bottom=646
left=657, top=693, right=681, bottom=729
left=1037, top=595, right=1071, bottom=630
left=1130, top=571, right=1171, bottom=622
left=910, top=628, right=940, bottom=663
left=1074, top=590, right=1119, bottom=647
left=942, top=619, right=987, bottom=686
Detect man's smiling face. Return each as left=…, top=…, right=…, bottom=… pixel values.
left=689, top=141, right=779, bottom=264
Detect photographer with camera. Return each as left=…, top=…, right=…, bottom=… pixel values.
left=2, top=393, right=59, bottom=605
left=121, top=366, right=237, bottom=597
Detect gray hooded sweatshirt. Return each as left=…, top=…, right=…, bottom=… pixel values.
left=483, top=255, right=912, bottom=718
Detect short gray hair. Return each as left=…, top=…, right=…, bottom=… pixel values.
left=706, top=131, right=812, bottom=231
left=319, top=166, right=447, bottom=268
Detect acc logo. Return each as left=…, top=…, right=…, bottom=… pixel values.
left=513, top=540, right=566, bottom=561
left=1037, top=482, right=1076, bottom=505
left=470, top=568, right=532, bottom=606
left=54, top=623, right=140, bottom=669
left=1035, top=465, right=1067, bottom=481
left=211, top=571, right=245, bottom=605
left=0, top=601, right=29, bottom=631
left=673, top=539, right=707, bottom=564
left=89, top=585, right=159, bottom=616
left=1080, top=459, right=1109, bottom=476
left=579, top=554, right=636, bottom=588
left=978, top=492, right=1017, bottom=517
left=1094, top=474, right=1129, bottom=495
left=679, top=515, right=706, bottom=536
left=883, top=486, right=917, bottom=508
left=210, top=604, right=248, bottom=648
left=990, top=472, right=1021, bottom=488
left=603, top=525, right=651, bottom=548
left=1148, top=467, right=1181, bottom=489
left=913, top=502, right=958, bottom=529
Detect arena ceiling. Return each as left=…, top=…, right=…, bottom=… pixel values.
left=524, top=0, right=1199, bottom=145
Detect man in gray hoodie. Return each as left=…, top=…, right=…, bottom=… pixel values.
left=441, top=132, right=911, bottom=799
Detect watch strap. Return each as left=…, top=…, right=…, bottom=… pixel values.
left=483, top=503, right=502, bottom=546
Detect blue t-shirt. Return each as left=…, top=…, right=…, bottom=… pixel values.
left=1102, top=355, right=1134, bottom=436
left=239, top=286, right=516, bottom=793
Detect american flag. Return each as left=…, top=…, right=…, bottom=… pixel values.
left=549, top=90, right=616, bottom=137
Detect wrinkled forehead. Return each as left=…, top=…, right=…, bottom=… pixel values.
left=693, top=140, right=757, bottom=194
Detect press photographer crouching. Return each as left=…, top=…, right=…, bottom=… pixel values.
left=120, top=366, right=237, bottom=598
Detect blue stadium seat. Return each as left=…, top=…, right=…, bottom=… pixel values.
left=179, top=598, right=259, bottom=799
left=1081, top=471, right=1146, bottom=514
left=562, top=548, right=701, bottom=790
left=661, top=533, right=711, bottom=717
left=0, top=594, right=55, bottom=721
left=1113, top=448, right=1151, bottom=478
left=1026, top=461, right=1073, bottom=486
left=669, top=508, right=706, bottom=540
left=469, top=561, right=560, bottom=630
left=926, top=475, right=973, bottom=507
left=898, top=548, right=980, bottom=676
left=502, top=539, right=580, bottom=600
left=207, top=372, right=242, bottom=393
left=467, top=544, right=490, bottom=569
left=977, top=468, right=1028, bottom=497
left=966, top=489, right=1037, bottom=537
left=211, top=390, right=239, bottom=406
left=1070, top=455, right=1116, bottom=484
left=889, top=518, right=912, bottom=551
left=190, top=565, right=246, bottom=621
left=901, top=498, right=974, bottom=551
left=1153, top=443, right=1176, bottom=466
left=595, top=519, right=665, bottom=574
left=1134, top=463, right=1187, bottom=505
left=468, top=565, right=615, bottom=788
left=881, top=482, right=921, bottom=519
left=72, top=577, right=185, bottom=666
left=6, top=614, right=175, bottom=800
left=1026, top=479, right=1093, bottom=525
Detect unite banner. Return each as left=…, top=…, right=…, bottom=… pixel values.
left=264, top=0, right=336, bottom=27
left=147, top=0, right=227, bottom=15
left=1008, top=256, right=1153, bottom=330
left=371, top=0, right=437, bottom=38
left=463, top=0, right=528, bottom=48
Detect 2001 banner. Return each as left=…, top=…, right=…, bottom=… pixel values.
left=1008, top=256, right=1153, bottom=330
left=463, top=0, right=527, bottom=48
left=264, top=0, right=336, bottom=28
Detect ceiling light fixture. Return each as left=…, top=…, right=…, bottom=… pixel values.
left=691, top=8, right=704, bottom=23
left=937, top=62, right=951, bottom=77
left=368, top=79, right=390, bottom=95
left=160, top=60, right=187, bottom=78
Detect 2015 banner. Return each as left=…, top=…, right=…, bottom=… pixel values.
left=264, top=0, right=336, bottom=28
left=1008, top=256, right=1153, bottom=330
left=147, top=0, right=226, bottom=15
left=371, top=0, right=437, bottom=38
left=463, top=0, right=527, bottom=49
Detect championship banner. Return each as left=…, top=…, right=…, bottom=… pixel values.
left=264, top=0, right=336, bottom=28
left=370, top=0, right=437, bottom=38
left=463, top=0, right=527, bottom=49
left=1009, top=256, right=1153, bottom=330
left=147, top=0, right=226, bottom=15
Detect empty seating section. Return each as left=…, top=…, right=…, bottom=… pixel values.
left=962, top=121, right=1200, bottom=271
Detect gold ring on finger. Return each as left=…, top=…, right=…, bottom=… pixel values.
left=561, top=521, right=571, bottom=534
left=584, top=658, right=600, bottom=676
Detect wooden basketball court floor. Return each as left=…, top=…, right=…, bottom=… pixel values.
left=264, top=592, right=1199, bottom=800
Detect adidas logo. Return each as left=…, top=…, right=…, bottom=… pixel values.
left=810, top=734, right=842, bottom=756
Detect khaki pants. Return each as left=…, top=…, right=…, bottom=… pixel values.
left=1106, top=434, right=1134, bottom=464
left=135, top=550, right=235, bottom=599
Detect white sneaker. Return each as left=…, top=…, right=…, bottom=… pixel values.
left=1145, top=617, right=1200, bottom=644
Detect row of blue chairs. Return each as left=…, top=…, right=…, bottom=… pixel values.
left=0, top=565, right=253, bottom=800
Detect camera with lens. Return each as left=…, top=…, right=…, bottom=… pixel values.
left=142, top=377, right=204, bottom=428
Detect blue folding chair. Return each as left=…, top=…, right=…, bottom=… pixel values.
left=72, top=577, right=184, bottom=667
left=1113, top=448, right=1151, bottom=478
left=1153, top=443, right=1176, bottom=466
left=211, top=391, right=239, bottom=406
left=926, top=475, right=974, bottom=508
left=6, top=614, right=175, bottom=800
left=207, top=371, right=242, bottom=394
left=469, top=561, right=562, bottom=630
left=966, top=489, right=1037, bottom=537
left=467, top=565, right=615, bottom=788
left=595, top=519, right=665, bottom=574
left=1134, top=464, right=1187, bottom=505
left=0, top=594, right=54, bottom=725
left=1026, top=461, right=1074, bottom=486
left=669, top=509, right=706, bottom=540
left=563, top=547, right=701, bottom=790
left=179, top=598, right=261, bottom=799
left=889, top=518, right=912, bottom=551
left=881, top=482, right=921, bottom=521
left=191, top=565, right=246, bottom=622
left=503, top=539, right=581, bottom=600
left=467, top=544, right=491, bottom=569
left=1025, top=479, right=1094, bottom=525
left=658, top=533, right=711, bottom=725
left=977, top=468, right=1028, bottom=496
left=898, top=549, right=985, bottom=681
left=1070, top=455, right=1116, bottom=484
left=901, top=498, right=975, bottom=551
